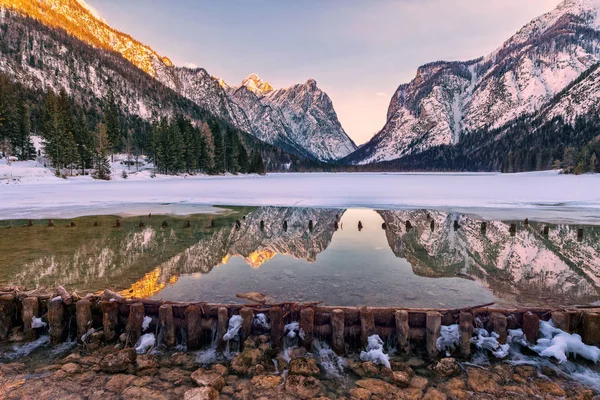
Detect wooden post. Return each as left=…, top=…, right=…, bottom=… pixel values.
left=490, top=312, right=508, bottom=344
left=522, top=312, right=540, bottom=344
left=426, top=311, right=441, bottom=358
left=102, top=300, right=120, bottom=342
left=360, top=307, right=375, bottom=347
left=551, top=311, right=570, bottom=333
left=76, top=298, right=92, bottom=343
left=300, top=307, right=314, bottom=349
left=331, top=309, right=345, bottom=355
left=48, top=297, right=66, bottom=344
left=22, top=297, right=39, bottom=341
left=0, top=294, right=14, bottom=340
left=395, top=310, right=410, bottom=353
left=582, top=313, right=600, bottom=346
left=159, top=304, right=176, bottom=348
left=459, top=312, right=473, bottom=359
left=270, top=307, right=284, bottom=349
left=240, top=307, right=253, bottom=342
left=126, top=303, right=145, bottom=346
left=185, top=305, right=202, bottom=350
left=217, top=307, right=228, bottom=350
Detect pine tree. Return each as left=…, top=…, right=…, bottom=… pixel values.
left=94, top=123, right=111, bottom=180
left=590, top=153, right=598, bottom=172
left=103, top=88, right=121, bottom=155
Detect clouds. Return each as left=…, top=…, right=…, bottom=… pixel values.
left=375, top=92, right=389, bottom=97
left=183, top=63, right=198, bottom=69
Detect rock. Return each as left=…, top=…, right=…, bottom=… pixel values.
left=535, top=380, right=566, bottom=397
left=159, top=368, right=191, bottom=385
left=355, top=378, right=398, bottom=397
left=289, top=357, right=320, bottom=377
left=287, top=346, right=308, bottom=359
left=441, top=378, right=468, bottom=400
left=406, top=358, right=426, bottom=368
left=467, top=367, right=501, bottom=394
left=99, top=348, right=136, bottom=373
left=432, top=358, right=459, bottom=377
left=251, top=374, right=283, bottom=389
left=63, top=353, right=82, bottom=363
left=284, top=375, right=322, bottom=399
left=137, top=354, right=159, bottom=370
left=190, top=369, right=225, bottom=390
left=391, top=371, right=411, bottom=387
left=349, top=388, right=372, bottom=400
left=423, top=388, right=447, bottom=400
left=235, top=292, right=273, bottom=304
left=183, top=387, right=220, bottom=400
left=222, top=385, right=235, bottom=395
left=106, top=374, right=136, bottom=393
left=168, top=352, right=196, bottom=370
left=53, top=369, right=68, bottom=380
left=119, top=333, right=128, bottom=343
left=230, top=348, right=264, bottom=375
left=409, top=376, right=429, bottom=390
left=121, top=386, right=169, bottom=400
left=210, top=363, right=228, bottom=376
left=61, top=363, right=80, bottom=374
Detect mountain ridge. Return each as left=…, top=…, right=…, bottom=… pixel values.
left=346, top=0, right=600, bottom=165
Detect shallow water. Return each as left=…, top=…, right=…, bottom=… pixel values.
left=1, top=206, right=598, bottom=307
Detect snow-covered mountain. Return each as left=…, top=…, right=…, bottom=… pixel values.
left=0, top=0, right=355, bottom=161
left=225, top=74, right=357, bottom=160
left=347, top=0, right=600, bottom=165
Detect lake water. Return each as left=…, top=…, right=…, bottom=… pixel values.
left=1, top=206, right=598, bottom=308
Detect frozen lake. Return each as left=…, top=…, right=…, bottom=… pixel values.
left=1, top=206, right=598, bottom=308
left=2, top=171, right=600, bottom=223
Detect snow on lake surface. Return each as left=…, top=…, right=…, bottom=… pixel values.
left=1, top=168, right=600, bottom=222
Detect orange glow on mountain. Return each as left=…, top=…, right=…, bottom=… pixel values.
left=244, top=249, right=276, bottom=268
left=119, top=267, right=168, bottom=298
left=0, top=0, right=172, bottom=76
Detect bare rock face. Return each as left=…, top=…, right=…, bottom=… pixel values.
left=136, top=354, right=159, bottom=371
left=99, top=348, right=136, bottom=373
left=466, top=367, right=502, bottom=394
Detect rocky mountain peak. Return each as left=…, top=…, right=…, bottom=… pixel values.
left=305, top=78, right=318, bottom=91
left=240, top=73, right=274, bottom=95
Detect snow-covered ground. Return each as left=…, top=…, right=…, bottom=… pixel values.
left=1, top=160, right=600, bottom=222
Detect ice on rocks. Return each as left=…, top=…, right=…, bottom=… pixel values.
left=359, top=334, right=390, bottom=369
left=437, top=324, right=460, bottom=356
left=142, top=316, right=152, bottom=332
left=471, top=328, right=510, bottom=358
left=135, top=333, right=155, bottom=354
left=253, top=313, right=270, bottom=330
left=284, top=322, right=304, bottom=340
left=31, top=317, right=47, bottom=329
left=223, top=315, right=243, bottom=341
left=531, top=320, right=600, bottom=364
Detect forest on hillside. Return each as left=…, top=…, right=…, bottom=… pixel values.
left=0, top=73, right=331, bottom=178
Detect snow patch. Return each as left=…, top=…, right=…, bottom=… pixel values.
left=359, top=334, right=390, bottom=369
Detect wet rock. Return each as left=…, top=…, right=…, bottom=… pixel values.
left=503, top=385, right=535, bottom=396
left=406, top=358, right=426, bottom=368
left=349, top=361, right=380, bottom=378
left=190, top=369, right=225, bottom=391
left=62, top=353, right=82, bottom=363
left=210, top=363, right=228, bottom=377
left=431, top=358, right=459, bottom=377
left=105, top=374, right=136, bottom=393
left=249, top=363, right=266, bottom=376
left=284, top=374, right=323, bottom=399
left=230, top=348, right=264, bottom=375
left=287, top=346, right=308, bottom=359
left=467, top=367, right=501, bottom=394
left=514, top=365, right=536, bottom=381
left=535, top=380, right=567, bottom=397
left=423, top=387, right=447, bottom=400
left=251, top=374, right=283, bottom=389
left=61, top=363, right=81, bottom=374
left=397, top=388, right=424, bottom=400
left=159, top=368, right=191, bottom=385
left=409, top=376, right=429, bottom=390
left=121, top=386, right=169, bottom=400
left=168, top=352, right=196, bottom=370
left=289, top=357, right=320, bottom=376
left=391, top=371, right=411, bottom=387
left=137, top=354, right=159, bottom=370
left=349, top=387, right=372, bottom=400
left=355, top=378, right=398, bottom=397
left=53, top=369, right=68, bottom=380
left=441, top=377, right=468, bottom=400
left=99, top=348, right=136, bottom=373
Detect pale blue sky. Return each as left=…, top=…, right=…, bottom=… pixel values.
left=86, top=0, right=562, bottom=144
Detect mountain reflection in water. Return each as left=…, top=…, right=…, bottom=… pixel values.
left=0, top=207, right=598, bottom=308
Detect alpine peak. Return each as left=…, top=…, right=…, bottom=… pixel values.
left=241, top=73, right=274, bottom=95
